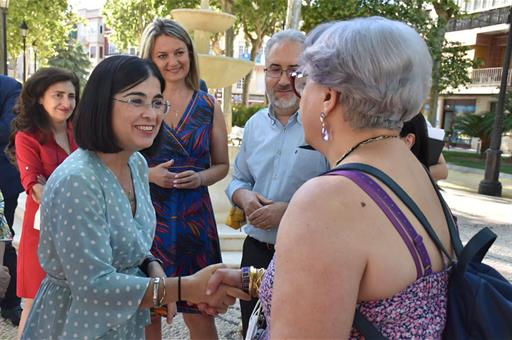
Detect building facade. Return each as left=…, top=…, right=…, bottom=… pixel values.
left=441, top=1, right=512, bottom=153
left=76, top=8, right=110, bottom=66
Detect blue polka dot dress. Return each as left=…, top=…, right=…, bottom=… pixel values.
left=22, top=149, right=156, bottom=339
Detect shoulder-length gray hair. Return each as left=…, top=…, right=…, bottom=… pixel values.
left=302, top=16, right=432, bottom=130
left=139, top=18, right=200, bottom=91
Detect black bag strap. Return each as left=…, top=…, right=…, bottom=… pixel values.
left=353, top=310, right=387, bottom=340
left=458, top=227, right=496, bottom=268
left=420, top=165, right=464, bottom=256
left=417, top=165, right=498, bottom=267
left=335, top=163, right=455, bottom=260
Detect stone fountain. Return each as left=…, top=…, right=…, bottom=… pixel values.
left=171, top=0, right=253, bottom=89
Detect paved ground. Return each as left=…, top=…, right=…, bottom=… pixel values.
left=0, top=165, right=510, bottom=339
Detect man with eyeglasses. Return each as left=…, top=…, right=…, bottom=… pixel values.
left=226, top=29, right=329, bottom=336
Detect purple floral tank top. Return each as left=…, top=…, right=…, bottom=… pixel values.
left=258, top=170, right=449, bottom=338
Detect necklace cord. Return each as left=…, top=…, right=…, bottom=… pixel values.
left=335, top=135, right=397, bottom=166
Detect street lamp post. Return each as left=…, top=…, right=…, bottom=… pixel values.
left=0, top=0, right=9, bottom=75
left=20, top=20, right=27, bottom=82
left=32, top=41, right=36, bottom=72
left=478, top=6, right=512, bottom=197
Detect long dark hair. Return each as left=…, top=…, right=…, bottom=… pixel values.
left=400, top=113, right=429, bottom=167
left=5, top=67, right=80, bottom=165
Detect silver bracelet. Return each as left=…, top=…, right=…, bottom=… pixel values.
left=153, top=277, right=161, bottom=307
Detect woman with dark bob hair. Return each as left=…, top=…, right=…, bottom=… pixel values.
left=205, top=17, right=455, bottom=338
left=400, top=113, right=448, bottom=180
left=21, top=55, right=248, bottom=339
left=400, top=113, right=430, bottom=167
left=5, top=67, right=79, bottom=336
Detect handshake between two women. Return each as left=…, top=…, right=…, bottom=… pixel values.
left=151, top=264, right=248, bottom=317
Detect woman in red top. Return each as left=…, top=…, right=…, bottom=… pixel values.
left=5, top=67, right=79, bottom=336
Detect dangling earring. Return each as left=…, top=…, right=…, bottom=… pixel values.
left=320, top=112, right=329, bottom=141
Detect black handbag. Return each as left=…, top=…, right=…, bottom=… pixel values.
left=336, top=163, right=512, bottom=340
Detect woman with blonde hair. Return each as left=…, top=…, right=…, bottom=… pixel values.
left=140, top=18, right=229, bottom=339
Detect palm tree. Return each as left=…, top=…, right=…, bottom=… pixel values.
left=455, top=112, right=494, bottom=157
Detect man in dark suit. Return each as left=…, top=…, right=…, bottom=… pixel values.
left=0, top=75, right=23, bottom=325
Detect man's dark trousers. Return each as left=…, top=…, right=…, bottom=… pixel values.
left=1, top=194, right=21, bottom=310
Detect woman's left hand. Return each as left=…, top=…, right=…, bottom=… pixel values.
left=173, top=171, right=203, bottom=189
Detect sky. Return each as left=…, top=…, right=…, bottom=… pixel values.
left=68, top=0, right=106, bottom=10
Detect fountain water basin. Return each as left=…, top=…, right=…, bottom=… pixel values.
left=171, top=5, right=254, bottom=89
left=197, top=54, right=253, bottom=89
left=171, top=9, right=236, bottom=33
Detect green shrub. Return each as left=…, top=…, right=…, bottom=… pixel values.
left=232, top=104, right=265, bottom=127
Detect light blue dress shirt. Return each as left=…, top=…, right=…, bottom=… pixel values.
left=226, top=107, right=330, bottom=244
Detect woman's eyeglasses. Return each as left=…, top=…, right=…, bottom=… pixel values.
left=290, top=71, right=307, bottom=98
left=113, top=98, right=170, bottom=115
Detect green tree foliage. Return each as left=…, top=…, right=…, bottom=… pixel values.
left=7, top=0, right=79, bottom=65
left=455, top=112, right=511, bottom=157
left=301, top=0, right=371, bottom=32
left=102, top=0, right=200, bottom=52
left=300, top=0, right=476, bottom=124
left=48, top=42, right=92, bottom=88
left=232, top=0, right=287, bottom=104
left=232, top=103, right=265, bottom=127
left=454, top=93, right=512, bottom=156
left=455, top=112, right=494, bottom=156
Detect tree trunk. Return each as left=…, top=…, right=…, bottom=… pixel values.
left=222, top=0, right=234, bottom=132
left=285, top=0, right=302, bottom=30
left=242, top=70, right=253, bottom=106
left=480, top=135, right=491, bottom=157
left=428, top=18, right=447, bottom=126
left=242, top=43, right=259, bottom=106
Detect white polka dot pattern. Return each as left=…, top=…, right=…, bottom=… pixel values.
left=22, top=150, right=155, bottom=339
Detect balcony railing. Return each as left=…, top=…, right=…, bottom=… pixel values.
left=448, top=6, right=510, bottom=31
left=470, top=67, right=512, bottom=86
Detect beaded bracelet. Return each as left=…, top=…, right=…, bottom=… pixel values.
left=241, top=266, right=250, bottom=293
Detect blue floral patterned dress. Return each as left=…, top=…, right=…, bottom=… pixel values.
left=145, top=90, right=222, bottom=313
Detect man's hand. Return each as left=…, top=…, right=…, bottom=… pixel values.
left=0, top=266, right=10, bottom=298
left=235, top=190, right=273, bottom=217
left=148, top=160, right=176, bottom=188
left=248, top=202, right=287, bottom=230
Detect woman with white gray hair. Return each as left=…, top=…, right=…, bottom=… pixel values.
left=205, top=17, right=454, bottom=338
